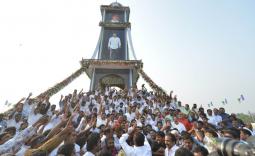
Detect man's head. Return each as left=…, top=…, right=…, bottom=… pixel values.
left=105, top=137, right=115, bottom=149
left=193, top=146, right=209, bottom=156
left=175, top=147, right=194, bottom=156
left=165, top=132, right=176, bottom=149
left=240, top=128, right=252, bottom=141
left=156, top=121, right=163, bottom=129
left=207, top=109, right=212, bottom=116
left=19, top=121, right=28, bottom=131
left=149, top=129, right=156, bottom=140
left=173, top=116, right=179, bottom=124
left=4, top=127, right=16, bottom=136
left=182, top=134, right=194, bottom=150
left=156, top=131, right=165, bottom=143
left=192, top=104, right=197, bottom=109
left=213, top=108, right=219, bottom=115
left=14, top=113, right=22, bottom=122
left=113, top=33, right=117, bottom=37
left=50, top=105, right=56, bottom=112
left=65, top=131, right=77, bottom=144
left=57, top=143, right=75, bottom=156
left=0, top=113, right=4, bottom=120
left=0, top=132, right=12, bottom=145
left=185, top=104, right=190, bottom=110
left=219, top=107, right=225, bottom=114
left=133, top=132, right=145, bottom=147
left=86, top=132, right=100, bottom=152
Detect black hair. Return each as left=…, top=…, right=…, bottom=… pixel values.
left=57, top=143, right=75, bottom=156
left=97, top=148, right=112, bottom=156
left=240, top=128, right=252, bottom=136
left=150, top=141, right=161, bottom=152
left=193, top=146, right=209, bottom=156
left=165, top=132, right=177, bottom=144
left=156, top=131, right=165, bottom=138
left=175, top=147, right=194, bottom=156
left=86, top=132, right=100, bottom=151
left=205, top=129, right=218, bottom=138
left=181, top=133, right=194, bottom=142
left=133, top=132, right=145, bottom=146
left=4, top=127, right=16, bottom=135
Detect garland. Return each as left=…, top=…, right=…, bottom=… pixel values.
left=80, top=59, right=143, bottom=69
left=36, top=67, right=86, bottom=99
left=138, top=68, right=168, bottom=96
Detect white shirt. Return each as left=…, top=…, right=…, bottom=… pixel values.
left=22, top=103, right=33, bottom=117
left=28, top=113, right=42, bottom=126
left=125, top=112, right=135, bottom=122
left=119, top=133, right=152, bottom=156
left=207, top=115, right=217, bottom=126
left=113, top=134, right=121, bottom=151
left=213, top=115, right=222, bottom=126
left=96, top=116, right=106, bottom=127
left=7, top=119, right=21, bottom=130
left=16, top=144, right=29, bottom=156
left=84, top=151, right=95, bottom=156
left=165, top=145, right=179, bottom=156
left=108, top=36, right=121, bottom=49
left=0, top=126, right=36, bottom=154
left=172, top=122, right=186, bottom=133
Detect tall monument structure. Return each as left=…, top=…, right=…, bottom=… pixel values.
left=81, top=2, right=142, bottom=91
left=36, top=2, right=166, bottom=99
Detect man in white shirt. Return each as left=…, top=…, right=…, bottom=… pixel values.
left=125, top=106, right=136, bottom=122
left=7, top=113, right=22, bottom=130
left=171, top=116, right=186, bottom=133
left=207, top=109, right=217, bottom=126
left=119, top=128, right=152, bottom=156
left=165, top=132, right=179, bottom=156
left=213, top=108, right=222, bottom=128
left=108, top=33, right=121, bottom=59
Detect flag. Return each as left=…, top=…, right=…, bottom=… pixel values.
left=210, top=102, right=213, bottom=106
left=240, top=94, right=245, bottom=101
left=225, top=98, right=228, bottom=104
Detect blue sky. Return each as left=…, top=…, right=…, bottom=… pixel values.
left=0, top=0, right=254, bottom=113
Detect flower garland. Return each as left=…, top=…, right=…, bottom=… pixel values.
left=80, top=59, right=143, bottom=69
left=138, top=68, right=168, bottom=96
left=36, top=67, right=86, bottom=99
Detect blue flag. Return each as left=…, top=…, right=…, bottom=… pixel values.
left=225, top=98, right=228, bottom=104
left=240, top=94, right=245, bottom=101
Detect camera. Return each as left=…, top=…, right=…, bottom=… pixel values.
left=207, top=137, right=255, bottom=156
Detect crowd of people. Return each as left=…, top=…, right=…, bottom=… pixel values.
left=0, top=85, right=254, bottom=156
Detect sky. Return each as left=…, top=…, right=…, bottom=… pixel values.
left=0, top=0, right=254, bottom=114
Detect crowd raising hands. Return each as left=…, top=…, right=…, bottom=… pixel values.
left=0, top=86, right=254, bottom=156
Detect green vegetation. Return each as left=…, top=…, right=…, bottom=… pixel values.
left=236, top=113, right=255, bottom=124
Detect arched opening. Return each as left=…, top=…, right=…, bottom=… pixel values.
left=99, top=74, right=125, bottom=90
